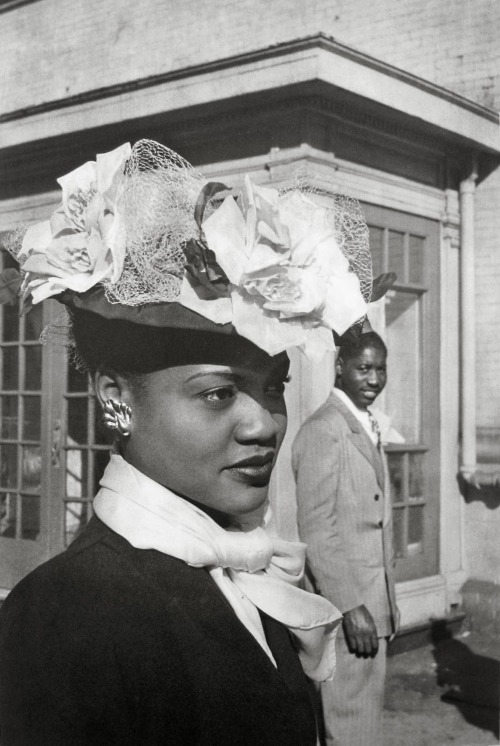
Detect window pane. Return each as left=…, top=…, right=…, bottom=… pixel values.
left=408, top=504, right=424, bottom=550
left=392, top=507, right=406, bottom=558
left=368, top=226, right=384, bottom=277
left=21, top=495, right=40, bottom=541
left=385, top=291, right=421, bottom=442
left=24, top=303, right=44, bottom=341
left=2, top=347, right=18, bottom=390
left=387, top=452, right=404, bottom=502
left=388, top=230, right=405, bottom=283
left=0, top=492, right=16, bottom=538
left=66, top=449, right=88, bottom=498
left=1, top=395, right=18, bottom=439
left=2, top=303, right=19, bottom=342
left=22, top=446, right=41, bottom=491
left=409, top=452, right=425, bottom=499
left=67, top=364, right=89, bottom=393
left=24, top=346, right=42, bottom=391
left=0, top=444, right=17, bottom=488
left=64, top=500, right=91, bottom=546
left=409, top=235, right=424, bottom=285
left=67, top=398, right=88, bottom=445
left=23, top=396, right=41, bottom=441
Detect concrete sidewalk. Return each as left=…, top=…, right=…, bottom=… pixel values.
left=383, top=626, right=500, bottom=745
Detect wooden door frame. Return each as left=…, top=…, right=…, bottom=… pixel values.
left=362, top=203, right=441, bottom=581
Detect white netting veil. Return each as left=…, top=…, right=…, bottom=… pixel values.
left=104, top=139, right=206, bottom=306
left=279, top=177, right=372, bottom=304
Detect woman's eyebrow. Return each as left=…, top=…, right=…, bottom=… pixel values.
left=185, top=370, right=237, bottom=384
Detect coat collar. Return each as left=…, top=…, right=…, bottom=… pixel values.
left=329, top=390, right=385, bottom=490
left=69, top=516, right=313, bottom=692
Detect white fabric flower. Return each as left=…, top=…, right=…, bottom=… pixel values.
left=181, top=177, right=367, bottom=359
left=19, top=143, right=131, bottom=303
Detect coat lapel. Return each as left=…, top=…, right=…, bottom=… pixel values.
left=329, top=392, right=386, bottom=491
left=92, top=517, right=288, bottom=674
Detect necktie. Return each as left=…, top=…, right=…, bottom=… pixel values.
left=367, top=409, right=382, bottom=448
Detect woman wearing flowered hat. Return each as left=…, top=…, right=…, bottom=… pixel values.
left=0, top=140, right=376, bottom=745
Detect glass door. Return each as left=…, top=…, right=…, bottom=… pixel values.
left=0, top=250, right=53, bottom=588
left=363, top=205, right=440, bottom=582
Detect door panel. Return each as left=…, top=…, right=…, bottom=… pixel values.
left=362, top=204, right=440, bottom=582
left=0, top=251, right=53, bottom=587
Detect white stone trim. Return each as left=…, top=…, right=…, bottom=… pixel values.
left=395, top=575, right=447, bottom=627
left=202, top=144, right=451, bottom=221
left=0, top=190, right=60, bottom=232
left=2, top=38, right=498, bottom=152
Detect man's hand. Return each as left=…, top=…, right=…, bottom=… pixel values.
left=342, top=605, right=379, bottom=657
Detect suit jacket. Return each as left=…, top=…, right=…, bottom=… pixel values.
left=292, top=390, right=397, bottom=638
left=0, top=516, right=316, bottom=746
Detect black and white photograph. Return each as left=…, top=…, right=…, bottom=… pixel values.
left=0, top=1, right=499, bottom=744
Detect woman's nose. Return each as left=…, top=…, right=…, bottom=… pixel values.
left=233, top=395, right=283, bottom=444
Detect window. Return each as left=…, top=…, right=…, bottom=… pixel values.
left=364, top=205, right=440, bottom=582
left=63, top=366, right=112, bottom=547
left=0, top=249, right=54, bottom=588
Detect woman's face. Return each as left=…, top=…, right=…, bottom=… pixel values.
left=116, top=352, right=289, bottom=521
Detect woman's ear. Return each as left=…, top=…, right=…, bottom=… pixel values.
left=94, top=370, right=130, bottom=411
left=95, top=371, right=134, bottom=441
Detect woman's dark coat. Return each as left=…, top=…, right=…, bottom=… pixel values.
left=0, top=516, right=317, bottom=745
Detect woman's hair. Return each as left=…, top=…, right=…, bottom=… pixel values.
left=337, top=331, right=387, bottom=363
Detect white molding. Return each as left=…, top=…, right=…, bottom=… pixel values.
left=203, top=144, right=450, bottom=221
left=2, top=37, right=499, bottom=152
left=439, top=217, right=464, bottom=583
left=0, top=190, right=60, bottom=232
left=0, top=146, right=456, bottom=230
left=395, top=575, right=447, bottom=627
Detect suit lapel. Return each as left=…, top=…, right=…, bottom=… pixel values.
left=330, top=392, right=386, bottom=491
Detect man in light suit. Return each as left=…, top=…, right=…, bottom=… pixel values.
left=292, top=331, right=398, bottom=746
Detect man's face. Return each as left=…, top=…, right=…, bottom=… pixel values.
left=337, top=345, right=387, bottom=411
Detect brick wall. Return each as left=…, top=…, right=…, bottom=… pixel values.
left=3, top=0, right=500, bottom=113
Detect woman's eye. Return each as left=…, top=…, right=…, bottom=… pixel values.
left=201, top=387, right=237, bottom=406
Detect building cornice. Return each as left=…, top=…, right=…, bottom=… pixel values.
left=1, top=33, right=499, bottom=156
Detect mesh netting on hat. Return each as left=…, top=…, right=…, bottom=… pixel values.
left=279, top=177, right=372, bottom=303
left=104, top=139, right=205, bottom=306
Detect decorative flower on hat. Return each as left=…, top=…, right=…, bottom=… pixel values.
left=17, top=143, right=131, bottom=305
left=180, top=177, right=368, bottom=358
left=2, top=139, right=382, bottom=361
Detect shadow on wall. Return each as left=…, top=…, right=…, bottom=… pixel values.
left=431, top=620, right=500, bottom=740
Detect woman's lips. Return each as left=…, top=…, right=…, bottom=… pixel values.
left=225, top=455, right=275, bottom=485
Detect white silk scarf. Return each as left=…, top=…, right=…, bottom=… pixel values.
left=93, top=454, right=341, bottom=682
